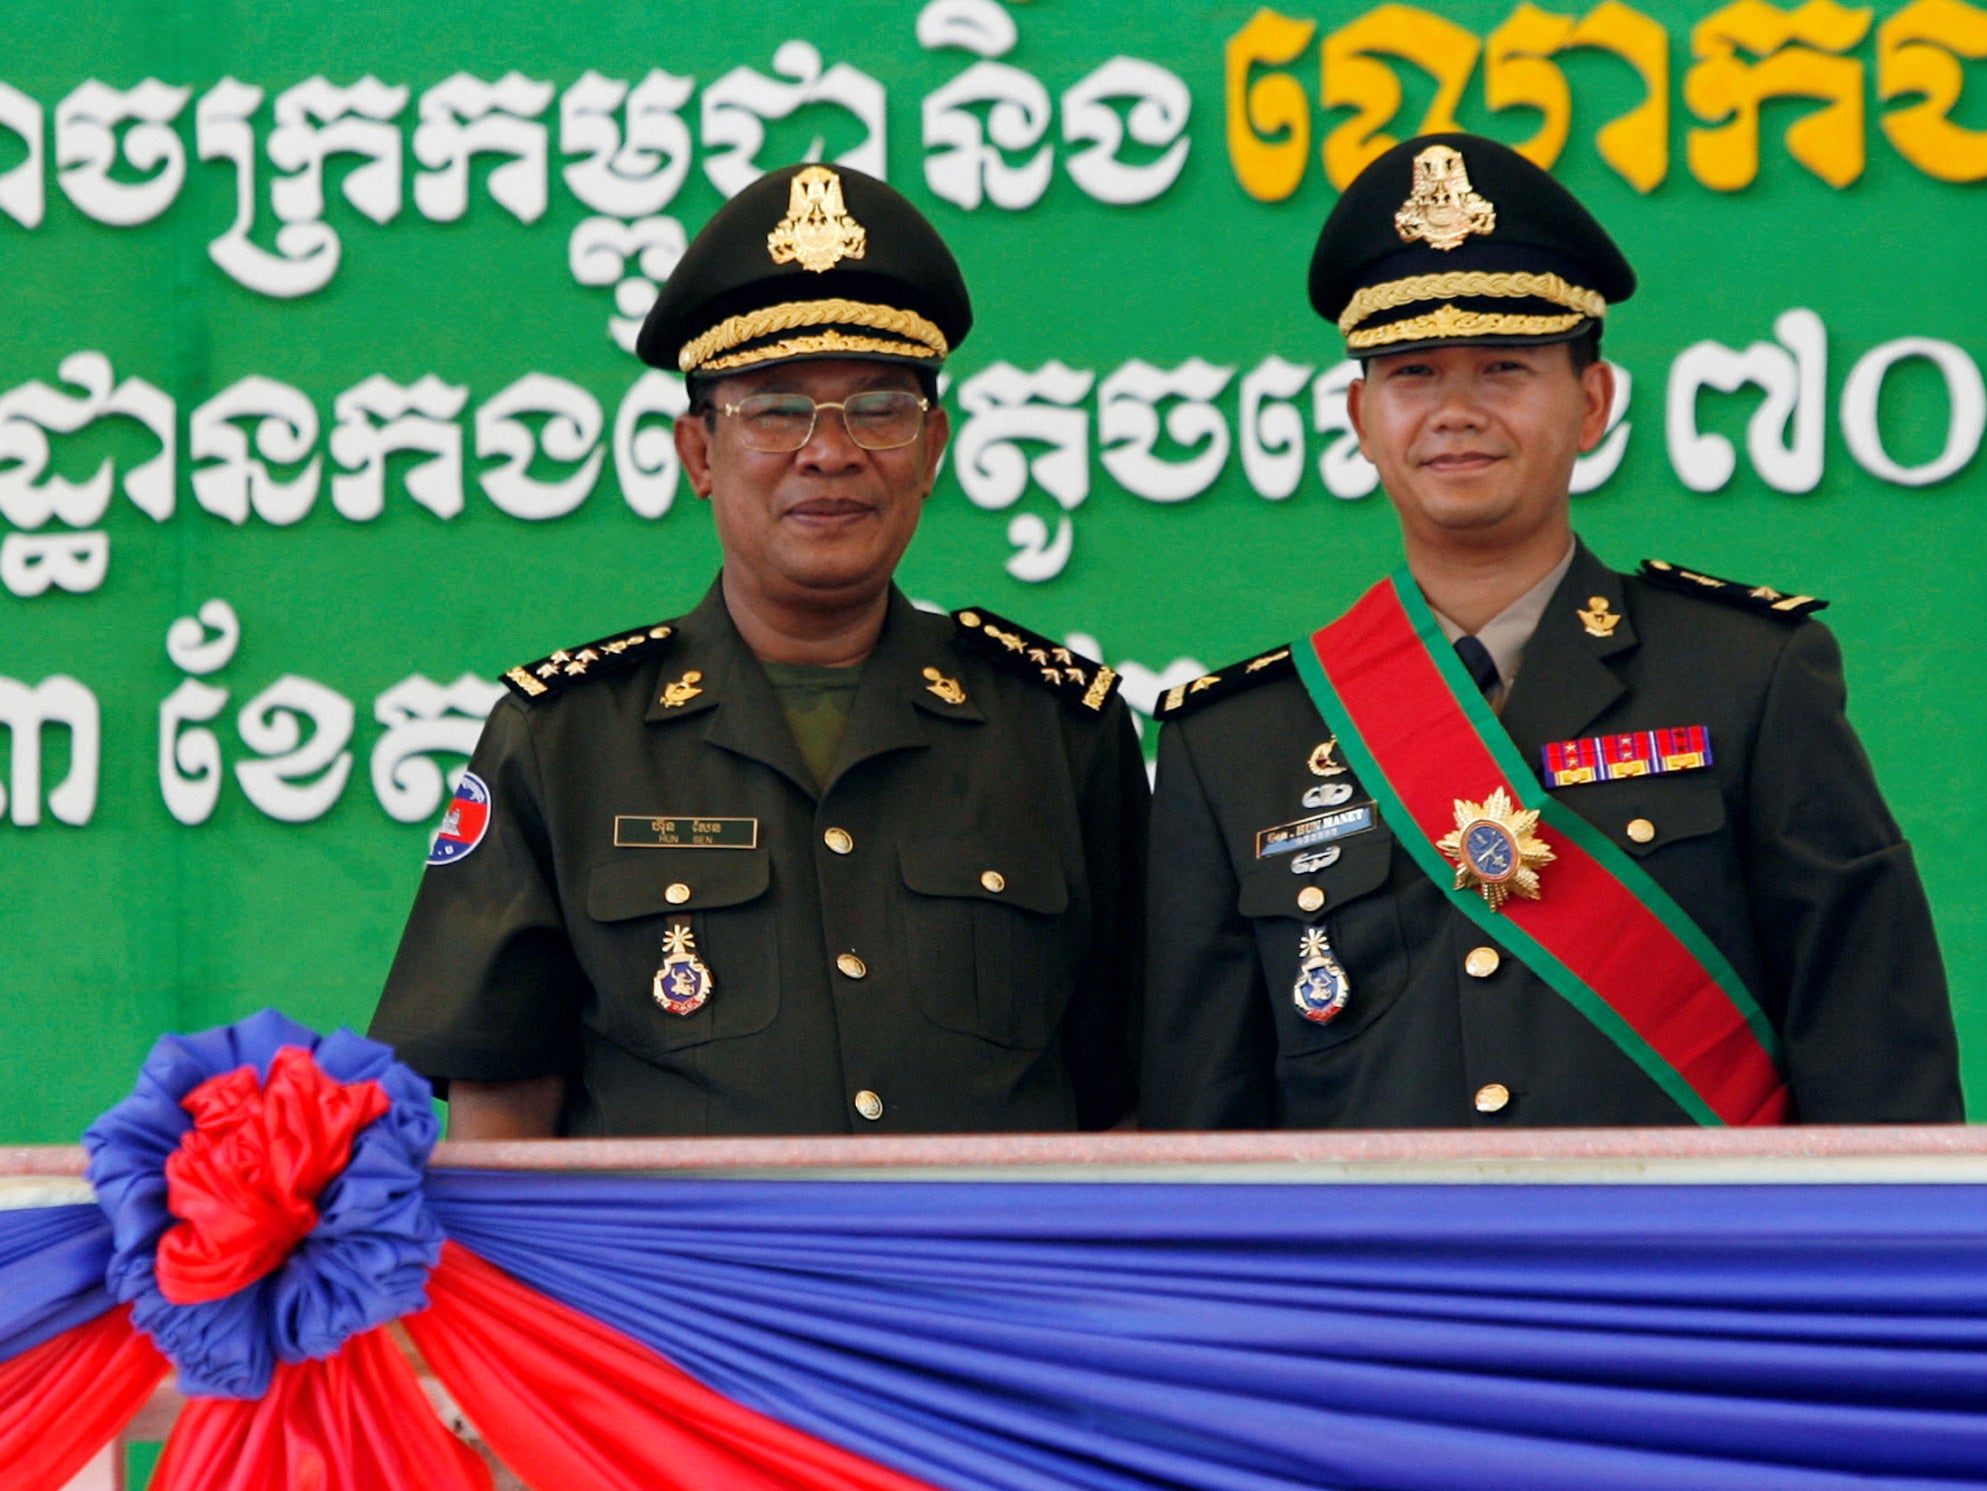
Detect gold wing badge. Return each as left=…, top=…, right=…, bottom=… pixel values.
left=767, top=165, right=867, bottom=273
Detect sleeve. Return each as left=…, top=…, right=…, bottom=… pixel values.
left=1139, top=718, right=1278, bottom=1129
left=1058, top=698, right=1149, bottom=1130
left=367, top=696, right=591, bottom=1092
left=1742, top=621, right=1963, bottom=1122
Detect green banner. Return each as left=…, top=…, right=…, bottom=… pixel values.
left=4, top=0, right=1983, bottom=1139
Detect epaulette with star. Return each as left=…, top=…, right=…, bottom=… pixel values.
left=501, top=621, right=678, bottom=702
left=1152, top=645, right=1297, bottom=720
left=952, top=607, right=1121, bottom=712
left=1637, top=559, right=1827, bottom=621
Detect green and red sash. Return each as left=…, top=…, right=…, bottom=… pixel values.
left=1294, top=570, right=1790, bottom=1126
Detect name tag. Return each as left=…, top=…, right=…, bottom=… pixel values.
left=1256, top=804, right=1375, bottom=858
left=614, top=815, right=759, bottom=849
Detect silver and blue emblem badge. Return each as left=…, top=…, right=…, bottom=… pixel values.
left=1293, top=928, right=1351, bottom=1026
left=653, top=923, right=714, bottom=1015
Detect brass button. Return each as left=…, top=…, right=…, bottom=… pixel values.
left=854, top=1090, right=883, bottom=1122
left=1474, top=1083, right=1511, bottom=1114
left=1296, top=885, right=1326, bottom=913
left=824, top=827, right=854, bottom=855
left=980, top=870, right=1006, bottom=893
left=836, top=952, right=868, bottom=980
left=664, top=882, right=691, bottom=906
left=1626, top=817, right=1656, bottom=844
left=1465, top=946, right=1500, bottom=979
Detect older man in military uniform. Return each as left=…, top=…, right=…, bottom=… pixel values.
left=1141, top=134, right=1960, bottom=1129
left=372, top=164, right=1145, bottom=1137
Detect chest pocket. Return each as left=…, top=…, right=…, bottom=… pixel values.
left=899, top=836, right=1072, bottom=1050
left=586, top=851, right=778, bottom=1055
left=1561, top=774, right=1727, bottom=857
left=1239, top=826, right=1409, bottom=1054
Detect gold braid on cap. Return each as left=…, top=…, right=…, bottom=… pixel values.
left=698, top=332, right=939, bottom=374
left=1339, top=271, right=1606, bottom=336
left=678, top=297, right=949, bottom=374
left=1348, top=305, right=1588, bottom=350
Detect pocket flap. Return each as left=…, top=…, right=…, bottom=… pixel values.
left=1238, top=828, right=1392, bottom=920
left=588, top=851, right=771, bottom=922
left=900, top=837, right=1068, bottom=916
left=1566, top=776, right=1727, bottom=858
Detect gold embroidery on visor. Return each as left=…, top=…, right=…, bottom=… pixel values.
left=1346, top=304, right=1588, bottom=350
left=697, top=332, right=939, bottom=374
left=678, top=298, right=949, bottom=373
left=1339, top=271, right=1606, bottom=336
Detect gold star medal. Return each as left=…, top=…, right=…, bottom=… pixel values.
left=653, top=922, right=714, bottom=1015
left=1436, top=786, right=1554, bottom=912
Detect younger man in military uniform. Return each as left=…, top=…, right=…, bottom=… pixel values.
left=1142, top=134, right=1959, bottom=1129
left=372, top=165, right=1146, bottom=1137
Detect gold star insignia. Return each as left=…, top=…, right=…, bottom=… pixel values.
left=1436, top=786, right=1554, bottom=912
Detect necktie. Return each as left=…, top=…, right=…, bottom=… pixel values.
left=1455, top=635, right=1499, bottom=696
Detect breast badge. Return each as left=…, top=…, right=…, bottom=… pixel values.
left=1293, top=928, right=1351, bottom=1025
left=653, top=921, right=714, bottom=1016
left=1308, top=739, right=1347, bottom=777
left=1303, top=781, right=1354, bottom=809
left=1437, top=786, right=1554, bottom=911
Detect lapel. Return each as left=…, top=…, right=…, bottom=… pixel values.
left=1498, top=537, right=1638, bottom=767
left=823, top=588, right=983, bottom=793
left=646, top=578, right=819, bottom=801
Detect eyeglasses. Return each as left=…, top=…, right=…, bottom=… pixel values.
left=717, top=390, right=931, bottom=453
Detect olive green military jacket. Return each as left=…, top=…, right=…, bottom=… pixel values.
left=371, top=580, right=1146, bottom=1135
left=1141, top=540, right=1961, bottom=1128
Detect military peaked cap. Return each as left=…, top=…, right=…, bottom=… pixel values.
left=637, top=163, right=973, bottom=378
left=1310, top=133, right=1635, bottom=357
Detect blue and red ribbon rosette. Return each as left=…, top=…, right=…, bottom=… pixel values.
left=85, top=1011, right=443, bottom=1400
left=1, top=1011, right=933, bottom=1491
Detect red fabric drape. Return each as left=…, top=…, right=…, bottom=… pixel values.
left=158, top=1048, right=393, bottom=1304
left=407, top=1241, right=940, bottom=1491
left=0, top=1306, right=169, bottom=1491
left=151, top=1326, right=490, bottom=1491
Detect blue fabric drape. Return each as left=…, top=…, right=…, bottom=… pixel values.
left=0, top=1204, right=114, bottom=1359
left=425, top=1174, right=1987, bottom=1491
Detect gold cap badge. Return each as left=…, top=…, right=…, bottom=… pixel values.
left=1394, top=144, right=1496, bottom=252
left=767, top=166, right=868, bottom=273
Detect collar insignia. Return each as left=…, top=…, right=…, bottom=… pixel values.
left=922, top=666, right=967, bottom=705
left=659, top=670, right=705, bottom=708
left=767, top=166, right=867, bottom=273
left=1577, top=595, right=1622, bottom=638
left=1394, top=144, right=1496, bottom=252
